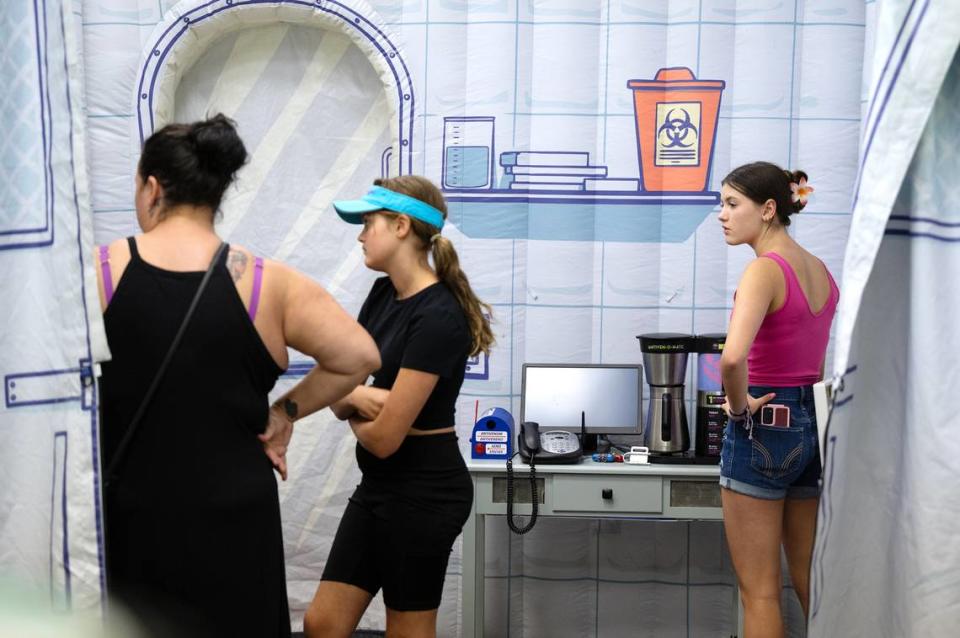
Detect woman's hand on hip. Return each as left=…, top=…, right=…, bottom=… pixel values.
left=723, top=392, right=777, bottom=419
left=259, top=404, right=294, bottom=481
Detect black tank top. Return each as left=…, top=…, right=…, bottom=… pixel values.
left=99, top=237, right=290, bottom=637
left=100, top=237, right=282, bottom=483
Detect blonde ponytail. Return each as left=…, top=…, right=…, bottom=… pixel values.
left=373, top=175, right=495, bottom=356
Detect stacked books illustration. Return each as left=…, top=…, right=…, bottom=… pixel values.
left=499, top=151, right=640, bottom=192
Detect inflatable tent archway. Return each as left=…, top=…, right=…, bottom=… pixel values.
left=136, top=0, right=415, bottom=171
left=131, top=0, right=419, bottom=276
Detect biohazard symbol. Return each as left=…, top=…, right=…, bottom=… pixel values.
left=657, top=108, right=698, bottom=148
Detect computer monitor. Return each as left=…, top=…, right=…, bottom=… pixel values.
left=520, top=363, right=643, bottom=436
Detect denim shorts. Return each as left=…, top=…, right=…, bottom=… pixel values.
left=719, top=385, right=822, bottom=500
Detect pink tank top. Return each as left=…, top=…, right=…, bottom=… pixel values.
left=745, top=252, right=839, bottom=387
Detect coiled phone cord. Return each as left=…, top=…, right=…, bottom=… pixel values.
left=506, top=453, right=538, bottom=534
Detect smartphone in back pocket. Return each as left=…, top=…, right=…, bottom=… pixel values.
left=760, top=404, right=791, bottom=428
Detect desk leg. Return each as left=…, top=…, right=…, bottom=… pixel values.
left=461, top=490, right=484, bottom=637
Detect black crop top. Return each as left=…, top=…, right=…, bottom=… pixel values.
left=357, top=277, right=471, bottom=430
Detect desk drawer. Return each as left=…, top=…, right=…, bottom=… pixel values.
left=552, top=475, right=662, bottom=513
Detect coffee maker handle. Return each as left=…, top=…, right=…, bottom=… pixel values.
left=661, top=392, right=672, bottom=442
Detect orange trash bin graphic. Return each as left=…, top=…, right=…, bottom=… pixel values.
left=628, top=67, right=725, bottom=193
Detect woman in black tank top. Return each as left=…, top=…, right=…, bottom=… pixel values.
left=95, top=115, right=379, bottom=638
left=302, top=176, right=494, bottom=637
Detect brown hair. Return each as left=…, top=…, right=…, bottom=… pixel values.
left=721, top=161, right=808, bottom=226
left=374, top=175, right=494, bottom=356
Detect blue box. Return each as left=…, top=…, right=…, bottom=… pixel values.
left=470, top=407, right=514, bottom=460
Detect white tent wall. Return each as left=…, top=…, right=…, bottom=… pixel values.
left=0, top=0, right=109, bottom=615
left=70, top=0, right=869, bottom=635
left=810, top=1, right=960, bottom=636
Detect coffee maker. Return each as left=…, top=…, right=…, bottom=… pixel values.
left=637, top=333, right=693, bottom=455
left=694, top=333, right=726, bottom=461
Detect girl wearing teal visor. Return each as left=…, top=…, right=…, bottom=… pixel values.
left=304, top=176, right=494, bottom=637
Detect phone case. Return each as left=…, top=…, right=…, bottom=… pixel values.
left=760, top=404, right=791, bottom=428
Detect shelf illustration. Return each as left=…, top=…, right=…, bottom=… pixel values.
left=442, top=117, right=496, bottom=190
left=440, top=67, right=726, bottom=243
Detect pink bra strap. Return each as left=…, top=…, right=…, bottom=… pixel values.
left=99, top=245, right=114, bottom=305
left=248, top=257, right=264, bottom=322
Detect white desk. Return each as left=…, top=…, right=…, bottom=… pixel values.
left=461, top=458, right=739, bottom=637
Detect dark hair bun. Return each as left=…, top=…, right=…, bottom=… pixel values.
left=190, top=114, right=247, bottom=178
left=722, top=161, right=807, bottom=226
left=139, top=113, right=249, bottom=214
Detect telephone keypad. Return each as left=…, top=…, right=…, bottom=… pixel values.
left=541, top=431, right=581, bottom=454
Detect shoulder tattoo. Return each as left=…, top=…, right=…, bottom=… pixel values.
left=227, top=250, right=248, bottom=282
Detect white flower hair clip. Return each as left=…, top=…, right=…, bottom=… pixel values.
left=790, top=177, right=814, bottom=208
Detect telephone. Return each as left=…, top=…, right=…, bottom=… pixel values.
left=506, top=422, right=583, bottom=535
left=517, top=421, right=582, bottom=464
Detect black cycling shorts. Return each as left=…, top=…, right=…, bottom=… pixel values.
left=321, top=433, right=473, bottom=611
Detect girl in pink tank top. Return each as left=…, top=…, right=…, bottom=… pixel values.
left=715, top=162, right=839, bottom=637
left=747, top=251, right=839, bottom=387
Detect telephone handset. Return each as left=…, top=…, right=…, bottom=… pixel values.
left=519, top=420, right=541, bottom=457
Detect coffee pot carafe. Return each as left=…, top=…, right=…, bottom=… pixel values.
left=637, top=333, right=693, bottom=454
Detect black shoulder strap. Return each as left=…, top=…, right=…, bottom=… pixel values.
left=126, top=236, right=138, bottom=260
left=104, top=242, right=227, bottom=487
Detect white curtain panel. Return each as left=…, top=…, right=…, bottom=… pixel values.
left=812, top=0, right=960, bottom=636
left=0, top=0, right=108, bottom=618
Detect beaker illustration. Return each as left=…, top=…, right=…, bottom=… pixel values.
left=442, top=116, right=495, bottom=189
left=628, top=68, right=725, bottom=192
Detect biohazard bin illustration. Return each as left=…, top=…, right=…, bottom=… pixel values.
left=628, top=67, right=725, bottom=193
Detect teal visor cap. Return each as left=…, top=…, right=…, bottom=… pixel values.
left=333, top=186, right=445, bottom=229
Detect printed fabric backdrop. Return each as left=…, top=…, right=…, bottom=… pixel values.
left=0, top=0, right=110, bottom=622
left=37, top=0, right=871, bottom=635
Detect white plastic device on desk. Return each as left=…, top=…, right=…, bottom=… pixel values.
left=625, top=446, right=650, bottom=464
